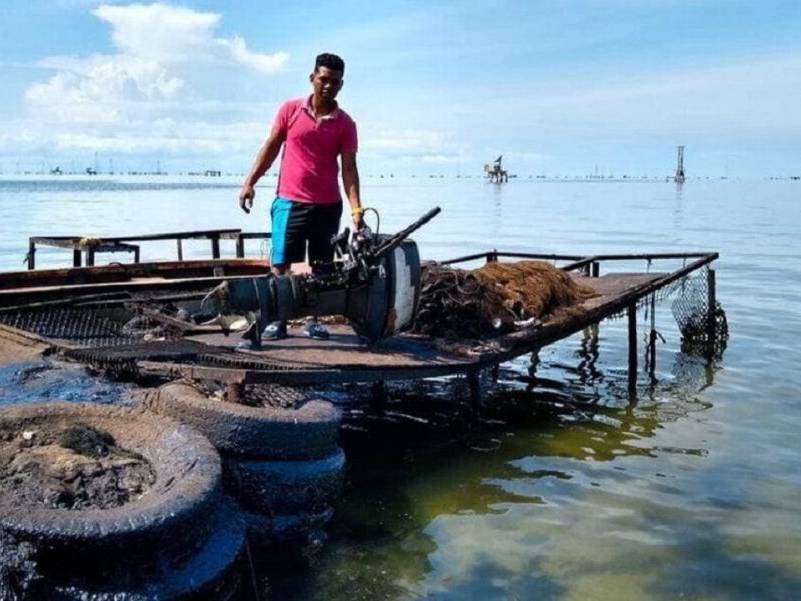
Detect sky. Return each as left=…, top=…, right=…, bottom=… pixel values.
left=1, top=0, right=800, bottom=177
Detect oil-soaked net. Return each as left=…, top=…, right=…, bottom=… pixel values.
left=412, top=260, right=595, bottom=339
left=671, top=268, right=728, bottom=357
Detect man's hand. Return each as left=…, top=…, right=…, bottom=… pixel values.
left=351, top=207, right=365, bottom=231
left=239, top=185, right=255, bottom=214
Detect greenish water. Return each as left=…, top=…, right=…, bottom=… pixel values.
left=1, top=176, right=800, bottom=599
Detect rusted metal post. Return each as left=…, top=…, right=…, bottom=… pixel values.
left=706, top=268, right=717, bottom=357
left=467, top=369, right=481, bottom=417
left=627, top=304, right=637, bottom=395
left=176, top=239, right=183, bottom=261
left=226, top=382, right=244, bottom=404
left=370, top=381, right=386, bottom=416
left=27, top=240, right=36, bottom=270
left=72, top=249, right=81, bottom=267
left=211, top=236, right=221, bottom=259
left=235, top=236, right=245, bottom=259
left=648, top=294, right=657, bottom=377
left=528, top=349, right=540, bottom=378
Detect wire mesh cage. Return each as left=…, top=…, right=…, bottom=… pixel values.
left=671, top=268, right=728, bottom=357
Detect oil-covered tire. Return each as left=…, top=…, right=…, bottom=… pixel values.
left=224, top=448, right=345, bottom=514
left=0, top=402, right=222, bottom=572
left=240, top=506, right=335, bottom=543
left=147, top=383, right=340, bottom=460
left=45, top=500, right=246, bottom=601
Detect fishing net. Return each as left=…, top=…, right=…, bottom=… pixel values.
left=412, top=260, right=595, bottom=339
left=671, top=268, right=728, bottom=357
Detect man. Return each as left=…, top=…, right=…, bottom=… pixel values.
left=238, top=53, right=363, bottom=340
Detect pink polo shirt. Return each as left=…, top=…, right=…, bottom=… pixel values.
left=272, top=96, right=358, bottom=204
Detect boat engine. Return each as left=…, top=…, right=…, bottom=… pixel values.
left=202, top=207, right=441, bottom=346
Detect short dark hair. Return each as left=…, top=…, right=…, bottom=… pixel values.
left=315, top=53, right=345, bottom=74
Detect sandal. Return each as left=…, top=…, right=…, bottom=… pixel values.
left=303, top=321, right=330, bottom=340
left=262, top=320, right=288, bottom=341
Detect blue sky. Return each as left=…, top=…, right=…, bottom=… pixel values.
left=1, top=1, right=800, bottom=176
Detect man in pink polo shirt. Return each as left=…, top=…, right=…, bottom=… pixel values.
left=238, top=53, right=363, bottom=340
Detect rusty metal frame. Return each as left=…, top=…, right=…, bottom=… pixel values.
left=132, top=251, right=718, bottom=386
left=3, top=249, right=720, bottom=388
left=26, top=229, right=272, bottom=269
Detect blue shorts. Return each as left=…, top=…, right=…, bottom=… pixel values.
left=270, top=197, right=342, bottom=266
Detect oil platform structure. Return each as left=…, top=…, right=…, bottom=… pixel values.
left=674, top=145, right=686, bottom=183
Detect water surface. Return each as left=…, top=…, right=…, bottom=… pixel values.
left=1, top=176, right=799, bottom=600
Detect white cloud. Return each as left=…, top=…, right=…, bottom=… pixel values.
left=92, top=3, right=220, bottom=59
left=218, top=37, right=290, bottom=74
left=12, top=3, right=288, bottom=156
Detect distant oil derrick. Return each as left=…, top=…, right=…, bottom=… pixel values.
left=483, top=155, right=508, bottom=183
left=674, top=145, right=686, bottom=183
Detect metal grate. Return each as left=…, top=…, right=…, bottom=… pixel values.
left=64, top=339, right=212, bottom=362
left=671, top=269, right=728, bottom=357
left=196, top=352, right=308, bottom=372
left=0, top=308, right=137, bottom=346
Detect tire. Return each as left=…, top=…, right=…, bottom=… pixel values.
left=147, top=383, right=340, bottom=460
left=239, top=506, right=335, bottom=543
left=224, top=448, right=345, bottom=514
left=0, top=402, right=222, bottom=574
left=45, top=499, right=246, bottom=600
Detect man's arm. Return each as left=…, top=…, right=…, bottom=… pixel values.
left=341, top=152, right=363, bottom=229
left=239, top=128, right=285, bottom=213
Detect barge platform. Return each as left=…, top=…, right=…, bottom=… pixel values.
left=0, top=247, right=720, bottom=398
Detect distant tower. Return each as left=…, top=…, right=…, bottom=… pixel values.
left=674, top=146, right=686, bottom=183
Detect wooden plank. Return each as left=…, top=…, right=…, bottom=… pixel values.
left=0, top=291, right=133, bottom=313
left=0, top=323, right=57, bottom=350
left=138, top=307, right=222, bottom=336
left=0, top=259, right=269, bottom=291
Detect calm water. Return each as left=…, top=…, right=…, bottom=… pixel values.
left=1, top=176, right=800, bottom=600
